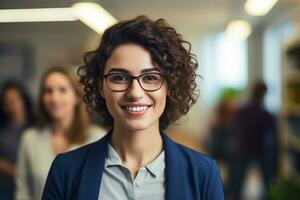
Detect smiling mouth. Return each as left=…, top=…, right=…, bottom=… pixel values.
left=121, top=105, right=152, bottom=113
left=126, top=106, right=147, bottom=112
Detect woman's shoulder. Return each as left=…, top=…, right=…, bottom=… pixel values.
left=47, top=138, right=103, bottom=180
left=20, top=126, right=49, bottom=143
left=42, top=139, right=104, bottom=199
left=57, top=143, right=93, bottom=163
left=56, top=135, right=106, bottom=165
left=173, top=141, right=218, bottom=171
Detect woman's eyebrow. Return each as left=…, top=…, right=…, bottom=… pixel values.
left=107, top=68, right=128, bottom=73
left=107, top=67, right=160, bottom=74
left=141, top=68, right=160, bottom=73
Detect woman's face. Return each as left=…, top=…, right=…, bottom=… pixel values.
left=101, top=43, right=168, bottom=132
left=43, top=72, right=79, bottom=121
left=3, top=88, right=25, bottom=120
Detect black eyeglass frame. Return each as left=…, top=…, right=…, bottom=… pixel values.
left=103, top=72, right=165, bottom=92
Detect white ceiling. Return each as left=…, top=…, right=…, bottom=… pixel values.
left=0, top=0, right=299, bottom=37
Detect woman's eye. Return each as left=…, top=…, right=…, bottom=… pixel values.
left=110, top=74, right=129, bottom=82
left=143, top=74, right=159, bottom=81
left=44, top=88, right=53, bottom=94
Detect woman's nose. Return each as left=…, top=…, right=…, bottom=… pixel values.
left=125, top=79, right=144, bottom=99
left=48, top=90, right=61, bottom=102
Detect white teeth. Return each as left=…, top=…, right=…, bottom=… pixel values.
left=126, top=106, right=148, bottom=112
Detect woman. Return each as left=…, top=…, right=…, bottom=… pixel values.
left=0, top=81, right=34, bottom=200
left=16, top=67, right=107, bottom=200
left=42, top=16, right=224, bottom=200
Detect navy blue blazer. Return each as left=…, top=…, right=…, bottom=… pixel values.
left=42, top=131, right=224, bottom=200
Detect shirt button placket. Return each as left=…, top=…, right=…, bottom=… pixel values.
left=135, top=180, right=141, bottom=187
left=125, top=169, right=135, bottom=200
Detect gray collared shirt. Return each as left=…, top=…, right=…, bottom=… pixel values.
left=98, top=143, right=165, bottom=200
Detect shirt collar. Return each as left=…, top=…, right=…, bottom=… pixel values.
left=144, top=150, right=165, bottom=177
left=105, top=143, right=123, bottom=167
left=105, top=143, right=165, bottom=177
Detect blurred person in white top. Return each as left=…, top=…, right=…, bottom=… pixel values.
left=16, top=67, right=107, bottom=200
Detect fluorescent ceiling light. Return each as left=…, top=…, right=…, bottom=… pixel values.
left=0, top=8, right=76, bottom=22
left=226, top=20, right=252, bottom=41
left=0, top=2, right=117, bottom=34
left=72, top=2, right=117, bottom=34
left=245, top=0, right=279, bottom=16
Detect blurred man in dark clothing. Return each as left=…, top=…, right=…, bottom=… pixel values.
left=231, top=81, right=277, bottom=200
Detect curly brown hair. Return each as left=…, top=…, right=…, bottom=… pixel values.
left=78, top=15, right=198, bottom=130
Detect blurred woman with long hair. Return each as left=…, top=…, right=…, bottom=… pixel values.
left=16, top=67, right=107, bottom=200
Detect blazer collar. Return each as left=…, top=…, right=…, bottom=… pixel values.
left=77, top=131, right=112, bottom=200
left=162, top=132, right=189, bottom=200
left=77, top=131, right=188, bottom=200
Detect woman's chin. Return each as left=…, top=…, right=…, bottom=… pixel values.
left=49, top=113, right=65, bottom=121
left=119, top=119, right=158, bottom=132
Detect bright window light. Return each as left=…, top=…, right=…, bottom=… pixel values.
left=72, top=2, right=117, bottom=34
left=0, top=8, right=76, bottom=22
left=245, top=0, right=279, bottom=16
left=226, top=20, right=252, bottom=41
left=215, top=32, right=248, bottom=89
left=199, top=32, right=248, bottom=104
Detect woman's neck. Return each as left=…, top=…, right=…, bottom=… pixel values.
left=51, top=114, right=73, bottom=136
left=110, top=124, right=163, bottom=173
left=50, top=115, right=74, bottom=155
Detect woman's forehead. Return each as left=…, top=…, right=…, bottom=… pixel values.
left=104, top=43, right=159, bottom=74
left=44, top=72, right=72, bottom=87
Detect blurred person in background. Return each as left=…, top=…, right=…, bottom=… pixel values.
left=16, top=67, right=107, bottom=200
left=0, top=80, right=35, bottom=200
left=231, top=81, right=278, bottom=200
left=205, top=88, right=240, bottom=198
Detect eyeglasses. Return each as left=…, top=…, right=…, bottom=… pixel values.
left=103, top=73, right=165, bottom=92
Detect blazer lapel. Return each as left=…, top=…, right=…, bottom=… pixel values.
left=77, top=132, right=112, bottom=200
left=162, top=133, right=189, bottom=200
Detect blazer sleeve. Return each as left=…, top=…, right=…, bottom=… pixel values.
left=41, top=154, right=64, bottom=200
left=205, top=160, right=224, bottom=200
